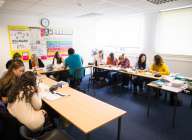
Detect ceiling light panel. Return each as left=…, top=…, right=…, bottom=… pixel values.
left=146, top=0, right=177, bottom=5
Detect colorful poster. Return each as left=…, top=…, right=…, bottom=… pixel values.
left=47, top=34, right=72, bottom=58
left=8, top=25, right=30, bottom=60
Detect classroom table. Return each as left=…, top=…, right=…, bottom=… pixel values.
left=92, top=65, right=192, bottom=128
left=35, top=67, right=68, bottom=75
left=92, top=65, right=161, bottom=80
left=147, top=81, right=188, bottom=128
left=40, top=76, right=127, bottom=140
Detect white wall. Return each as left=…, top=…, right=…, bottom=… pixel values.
left=0, top=12, right=192, bottom=77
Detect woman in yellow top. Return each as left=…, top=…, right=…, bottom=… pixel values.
left=150, top=55, right=170, bottom=75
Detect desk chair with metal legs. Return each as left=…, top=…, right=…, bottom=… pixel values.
left=68, top=67, right=86, bottom=92
left=20, top=126, right=73, bottom=140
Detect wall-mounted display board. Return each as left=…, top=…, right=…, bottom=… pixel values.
left=8, top=25, right=73, bottom=60
left=8, top=25, right=30, bottom=60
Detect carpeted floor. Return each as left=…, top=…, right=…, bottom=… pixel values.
left=65, top=77, right=192, bottom=140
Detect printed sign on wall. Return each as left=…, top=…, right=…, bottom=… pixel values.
left=8, top=25, right=30, bottom=60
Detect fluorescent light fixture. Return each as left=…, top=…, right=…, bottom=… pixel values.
left=0, top=0, right=5, bottom=7
left=146, top=0, right=177, bottom=5
left=77, top=12, right=103, bottom=18
left=160, top=4, right=192, bottom=12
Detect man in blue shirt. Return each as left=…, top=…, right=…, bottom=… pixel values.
left=64, top=48, right=84, bottom=80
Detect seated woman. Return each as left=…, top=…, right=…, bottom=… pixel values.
left=93, top=50, right=109, bottom=82
left=29, top=54, right=44, bottom=69
left=106, top=53, right=118, bottom=85
left=132, top=53, right=147, bottom=94
left=149, top=55, right=180, bottom=105
left=94, top=50, right=105, bottom=66
left=0, top=60, right=25, bottom=104
left=6, top=52, right=23, bottom=69
left=106, top=53, right=118, bottom=65
left=118, top=54, right=131, bottom=87
left=150, top=55, right=170, bottom=76
left=7, top=71, right=46, bottom=132
left=118, top=54, right=130, bottom=68
left=52, top=51, right=63, bottom=81
left=52, top=51, right=63, bottom=65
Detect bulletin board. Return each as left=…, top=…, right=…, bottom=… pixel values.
left=8, top=25, right=73, bottom=60
left=8, top=25, right=31, bottom=60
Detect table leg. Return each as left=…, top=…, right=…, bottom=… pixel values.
left=164, top=92, right=167, bottom=102
left=117, top=117, right=122, bottom=140
left=147, top=87, right=151, bottom=118
left=190, top=95, right=192, bottom=109
left=172, top=94, right=177, bottom=128
left=86, top=133, right=90, bottom=140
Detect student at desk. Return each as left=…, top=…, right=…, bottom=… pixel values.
left=52, top=51, right=63, bottom=65
left=118, top=54, right=130, bottom=68
left=29, top=54, right=44, bottom=69
left=118, top=54, right=131, bottom=87
left=93, top=50, right=109, bottom=82
left=0, top=60, right=25, bottom=104
left=149, top=55, right=180, bottom=105
left=94, top=50, right=105, bottom=65
left=51, top=51, right=63, bottom=81
left=106, top=53, right=118, bottom=85
left=150, top=55, right=170, bottom=76
left=64, top=48, right=84, bottom=87
left=6, top=52, right=23, bottom=69
left=106, top=52, right=118, bottom=65
left=132, top=53, right=147, bottom=94
left=7, top=71, right=46, bottom=132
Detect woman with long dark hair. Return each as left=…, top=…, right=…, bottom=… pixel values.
left=52, top=51, right=62, bottom=65
left=7, top=71, right=46, bottom=132
left=132, top=53, right=147, bottom=94
left=0, top=60, right=25, bottom=103
left=136, top=53, right=147, bottom=70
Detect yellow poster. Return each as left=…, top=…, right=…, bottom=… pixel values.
left=8, top=25, right=30, bottom=60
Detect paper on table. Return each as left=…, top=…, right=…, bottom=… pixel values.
left=40, top=92, right=62, bottom=101
left=161, top=85, right=186, bottom=93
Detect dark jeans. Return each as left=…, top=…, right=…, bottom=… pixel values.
left=93, top=68, right=109, bottom=80
left=132, top=77, right=145, bottom=93
left=120, top=73, right=131, bottom=86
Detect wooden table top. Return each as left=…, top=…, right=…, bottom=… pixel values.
left=147, top=82, right=187, bottom=93
left=40, top=77, right=126, bottom=134
left=35, top=67, right=68, bottom=74
left=93, top=65, right=160, bottom=80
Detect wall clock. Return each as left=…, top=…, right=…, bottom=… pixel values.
left=41, top=18, right=50, bottom=27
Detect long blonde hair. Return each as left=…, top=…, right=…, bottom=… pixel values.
left=31, top=54, right=39, bottom=67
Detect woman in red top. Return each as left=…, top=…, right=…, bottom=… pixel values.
left=106, top=53, right=118, bottom=65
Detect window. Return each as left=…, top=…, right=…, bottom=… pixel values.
left=95, top=15, right=144, bottom=55
left=156, top=7, right=192, bottom=56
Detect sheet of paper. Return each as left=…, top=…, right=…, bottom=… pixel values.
left=42, top=92, right=62, bottom=101
left=162, top=85, right=183, bottom=93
